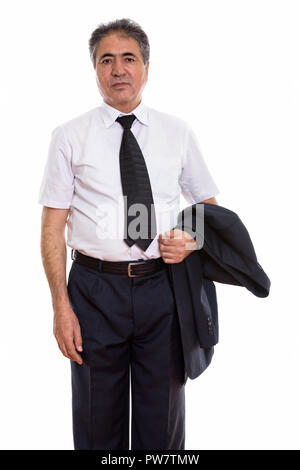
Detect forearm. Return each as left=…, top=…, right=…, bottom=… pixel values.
left=40, top=226, right=70, bottom=310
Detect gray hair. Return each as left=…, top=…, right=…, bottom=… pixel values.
left=88, top=18, right=150, bottom=69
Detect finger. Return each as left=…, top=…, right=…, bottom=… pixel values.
left=162, top=255, right=177, bottom=264
left=162, top=251, right=177, bottom=258
left=74, top=324, right=83, bottom=352
left=159, top=239, right=174, bottom=247
left=162, top=257, right=176, bottom=264
left=64, top=337, right=83, bottom=364
left=164, top=230, right=174, bottom=239
left=162, top=231, right=174, bottom=240
left=159, top=233, right=169, bottom=241
left=56, top=337, right=69, bottom=359
left=55, top=331, right=82, bottom=363
left=160, top=245, right=173, bottom=255
left=173, top=230, right=187, bottom=241
left=161, top=235, right=184, bottom=245
left=161, top=244, right=180, bottom=254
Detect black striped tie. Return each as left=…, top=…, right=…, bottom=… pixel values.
left=116, top=114, right=157, bottom=251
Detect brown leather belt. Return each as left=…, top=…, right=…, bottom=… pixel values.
left=71, top=249, right=166, bottom=278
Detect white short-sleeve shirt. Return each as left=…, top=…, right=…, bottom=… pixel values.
left=38, top=99, right=219, bottom=261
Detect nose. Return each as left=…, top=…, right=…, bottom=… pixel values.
left=111, top=57, right=126, bottom=77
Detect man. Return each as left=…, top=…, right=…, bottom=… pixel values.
left=38, top=18, right=219, bottom=450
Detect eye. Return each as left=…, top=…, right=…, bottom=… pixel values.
left=99, top=57, right=135, bottom=65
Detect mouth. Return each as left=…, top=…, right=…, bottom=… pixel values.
left=112, top=83, right=129, bottom=88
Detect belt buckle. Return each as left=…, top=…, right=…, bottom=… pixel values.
left=128, top=261, right=145, bottom=277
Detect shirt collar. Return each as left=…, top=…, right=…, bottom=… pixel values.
left=100, top=98, right=149, bottom=128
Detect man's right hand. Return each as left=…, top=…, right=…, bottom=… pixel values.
left=53, top=305, right=83, bottom=365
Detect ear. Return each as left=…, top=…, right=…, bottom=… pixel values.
left=145, top=61, right=149, bottom=75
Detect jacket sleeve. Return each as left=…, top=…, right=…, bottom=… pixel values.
left=199, top=249, right=243, bottom=286
left=200, top=219, right=271, bottom=298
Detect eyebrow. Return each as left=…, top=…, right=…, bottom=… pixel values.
left=98, top=52, right=138, bottom=62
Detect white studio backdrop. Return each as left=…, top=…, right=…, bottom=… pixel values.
left=0, top=0, right=299, bottom=450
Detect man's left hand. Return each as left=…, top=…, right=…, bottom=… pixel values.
left=158, top=229, right=198, bottom=264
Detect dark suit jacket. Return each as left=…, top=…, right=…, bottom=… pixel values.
left=168, top=202, right=271, bottom=383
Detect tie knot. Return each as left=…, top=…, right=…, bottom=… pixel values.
left=116, top=114, right=136, bottom=130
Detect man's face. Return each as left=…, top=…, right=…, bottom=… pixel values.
left=95, top=33, right=149, bottom=112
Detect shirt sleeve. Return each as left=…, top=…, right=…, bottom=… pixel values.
left=37, top=125, right=74, bottom=208
left=179, top=123, right=220, bottom=204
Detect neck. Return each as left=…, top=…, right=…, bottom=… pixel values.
left=105, top=98, right=141, bottom=114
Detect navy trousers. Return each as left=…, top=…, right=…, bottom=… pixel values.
left=67, top=257, right=186, bottom=450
